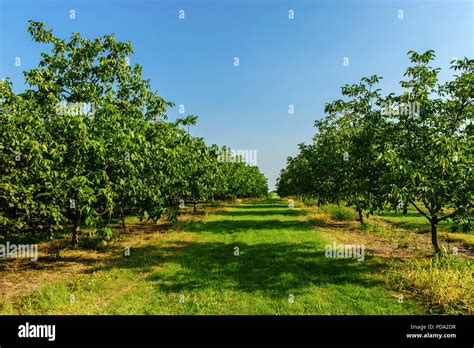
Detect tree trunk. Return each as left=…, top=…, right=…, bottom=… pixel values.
left=358, top=208, right=364, bottom=225
left=120, top=206, right=126, bottom=231
left=431, top=217, right=441, bottom=253
left=193, top=202, right=197, bottom=213
left=72, top=209, right=81, bottom=246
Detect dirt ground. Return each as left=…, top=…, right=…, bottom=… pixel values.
left=0, top=205, right=216, bottom=307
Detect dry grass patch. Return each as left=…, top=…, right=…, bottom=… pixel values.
left=0, top=208, right=208, bottom=311
left=387, top=255, right=473, bottom=314
left=299, top=202, right=473, bottom=314
left=0, top=245, right=111, bottom=310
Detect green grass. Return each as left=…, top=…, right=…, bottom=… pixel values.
left=376, top=206, right=472, bottom=234
left=5, top=198, right=425, bottom=315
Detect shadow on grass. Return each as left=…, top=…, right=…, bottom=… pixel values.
left=87, top=199, right=386, bottom=297
left=185, top=219, right=307, bottom=234
left=231, top=205, right=289, bottom=210
left=230, top=202, right=289, bottom=209
left=0, top=229, right=70, bottom=246
left=7, top=198, right=390, bottom=302
left=218, top=209, right=301, bottom=217
left=94, top=240, right=385, bottom=299
left=126, top=223, right=172, bottom=234
left=305, top=218, right=355, bottom=230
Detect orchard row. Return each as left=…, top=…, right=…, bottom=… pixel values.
left=277, top=51, right=473, bottom=253
left=0, top=22, right=268, bottom=245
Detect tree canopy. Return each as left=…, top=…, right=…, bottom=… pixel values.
left=0, top=21, right=268, bottom=245
left=277, top=51, right=473, bottom=253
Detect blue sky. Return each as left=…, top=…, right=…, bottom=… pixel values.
left=1, top=0, right=473, bottom=189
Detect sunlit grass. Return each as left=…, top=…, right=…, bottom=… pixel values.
left=5, top=199, right=423, bottom=315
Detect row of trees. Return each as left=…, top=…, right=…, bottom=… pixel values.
left=0, top=21, right=268, bottom=245
left=277, top=51, right=473, bottom=252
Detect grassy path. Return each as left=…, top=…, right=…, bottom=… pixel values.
left=10, top=198, right=425, bottom=314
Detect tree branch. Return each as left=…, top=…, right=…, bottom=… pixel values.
left=422, top=198, right=434, bottom=216
left=438, top=210, right=457, bottom=222
left=409, top=200, right=432, bottom=223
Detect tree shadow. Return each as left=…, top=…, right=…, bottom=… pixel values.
left=218, top=210, right=301, bottom=217
left=306, top=218, right=356, bottom=230
left=0, top=230, right=68, bottom=245
left=141, top=243, right=388, bottom=298
left=185, top=219, right=307, bottom=234
left=95, top=240, right=386, bottom=299
left=231, top=204, right=289, bottom=209
left=85, top=198, right=390, bottom=301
